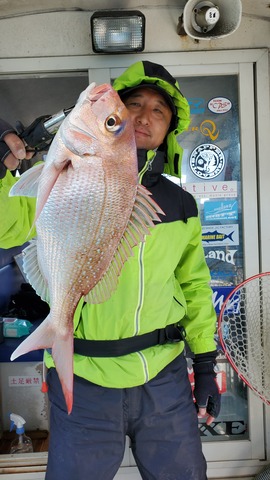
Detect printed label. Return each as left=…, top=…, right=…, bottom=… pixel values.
left=199, top=420, right=247, bottom=437
left=8, top=375, right=42, bottom=387
left=208, top=97, right=232, bottom=114
left=183, top=181, right=237, bottom=199
left=206, top=248, right=238, bottom=266
left=190, top=144, right=225, bottom=179
left=212, top=286, right=235, bottom=314
left=188, top=97, right=205, bottom=115
left=204, top=200, right=238, bottom=221
left=202, top=224, right=239, bottom=247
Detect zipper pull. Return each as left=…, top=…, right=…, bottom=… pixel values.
left=147, top=159, right=154, bottom=171
left=147, top=150, right=156, bottom=171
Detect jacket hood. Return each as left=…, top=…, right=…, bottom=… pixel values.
left=113, top=60, right=190, bottom=178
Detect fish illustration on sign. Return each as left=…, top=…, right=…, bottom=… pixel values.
left=9, top=83, right=164, bottom=414
left=202, top=230, right=234, bottom=243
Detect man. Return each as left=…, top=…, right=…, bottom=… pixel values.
left=0, top=61, right=220, bottom=480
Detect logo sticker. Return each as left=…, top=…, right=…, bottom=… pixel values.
left=204, top=200, right=238, bottom=221
left=202, top=224, right=239, bottom=246
left=182, top=180, right=237, bottom=199
left=208, top=97, right=232, bottom=114
left=188, top=97, right=205, bottom=115
left=190, top=144, right=225, bottom=179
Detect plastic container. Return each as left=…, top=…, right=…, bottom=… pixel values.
left=3, top=318, right=32, bottom=338
left=9, top=413, right=33, bottom=454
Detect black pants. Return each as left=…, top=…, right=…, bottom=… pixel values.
left=45, top=353, right=207, bottom=480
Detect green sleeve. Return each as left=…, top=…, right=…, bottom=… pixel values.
left=176, top=217, right=217, bottom=354
left=0, top=170, right=36, bottom=249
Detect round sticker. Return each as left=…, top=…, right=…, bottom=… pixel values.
left=208, top=97, right=232, bottom=114
left=190, top=144, right=225, bottom=179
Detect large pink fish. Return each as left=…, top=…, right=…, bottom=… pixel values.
left=9, top=83, right=163, bottom=414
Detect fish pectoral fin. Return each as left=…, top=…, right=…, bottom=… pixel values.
left=34, top=160, right=67, bottom=222
left=22, top=239, right=50, bottom=304
left=85, top=185, right=164, bottom=305
left=9, top=162, right=44, bottom=198
left=10, top=316, right=53, bottom=361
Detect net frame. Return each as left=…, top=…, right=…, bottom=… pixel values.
left=218, top=272, right=270, bottom=405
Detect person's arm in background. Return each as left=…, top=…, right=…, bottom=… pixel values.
left=175, top=216, right=221, bottom=425
left=0, top=119, right=36, bottom=249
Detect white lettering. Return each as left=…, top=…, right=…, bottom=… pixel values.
left=205, top=249, right=237, bottom=265
left=212, top=290, right=224, bottom=311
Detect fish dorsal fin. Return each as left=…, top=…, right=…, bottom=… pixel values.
left=22, top=239, right=50, bottom=304
left=84, top=185, right=164, bottom=304
left=9, top=163, right=44, bottom=198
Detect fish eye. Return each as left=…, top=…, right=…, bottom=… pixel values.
left=105, top=115, right=122, bottom=132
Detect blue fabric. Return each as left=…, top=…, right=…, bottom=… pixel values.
left=45, top=354, right=207, bottom=480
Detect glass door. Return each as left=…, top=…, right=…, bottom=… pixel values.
left=177, top=73, right=254, bottom=453
left=167, top=60, right=266, bottom=465
left=109, top=51, right=267, bottom=467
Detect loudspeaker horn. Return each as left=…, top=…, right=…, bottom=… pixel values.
left=182, top=0, right=242, bottom=40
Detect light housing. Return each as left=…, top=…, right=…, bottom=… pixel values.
left=91, top=10, right=145, bottom=54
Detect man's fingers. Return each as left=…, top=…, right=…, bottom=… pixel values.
left=205, top=414, right=215, bottom=426
left=4, top=133, right=26, bottom=159
left=197, top=406, right=216, bottom=425
left=197, top=407, right=207, bottom=419
left=3, top=152, right=21, bottom=171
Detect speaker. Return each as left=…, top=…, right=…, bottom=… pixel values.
left=182, top=0, right=242, bottom=40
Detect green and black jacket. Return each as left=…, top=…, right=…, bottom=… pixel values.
left=0, top=61, right=217, bottom=388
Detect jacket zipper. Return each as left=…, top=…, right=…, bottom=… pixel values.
left=135, top=153, right=156, bottom=383
left=136, top=149, right=156, bottom=333
left=134, top=241, right=145, bottom=335
left=138, top=150, right=156, bottom=183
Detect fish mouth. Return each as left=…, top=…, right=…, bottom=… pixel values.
left=87, top=83, right=112, bottom=101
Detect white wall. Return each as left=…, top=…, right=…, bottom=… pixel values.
left=0, top=8, right=269, bottom=59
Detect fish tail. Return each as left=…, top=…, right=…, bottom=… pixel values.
left=10, top=316, right=74, bottom=414
left=10, top=316, right=54, bottom=361
left=51, top=333, right=74, bottom=415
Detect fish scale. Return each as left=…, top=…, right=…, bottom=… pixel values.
left=9, top=82, right=164, bottom=414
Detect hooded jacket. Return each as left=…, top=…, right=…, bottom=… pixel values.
left=0, top=61, right=217, bottom=389
left=113, top=60, right=190, bottom=179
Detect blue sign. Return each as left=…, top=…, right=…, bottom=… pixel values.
left=204, top=200, right=238, bottom=221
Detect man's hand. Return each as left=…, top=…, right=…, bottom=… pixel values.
left=192, top=351, right=221, bottom=426
left=0, top=119, right=34, bottom=177
left=3, top=133, right=29, bottom=171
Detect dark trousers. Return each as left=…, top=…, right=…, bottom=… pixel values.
left=45, top=353, right=207, bottom=480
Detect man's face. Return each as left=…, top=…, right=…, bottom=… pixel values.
left=123, top=87, right=173, bottom=151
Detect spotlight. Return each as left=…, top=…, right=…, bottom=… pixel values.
left=91, top=10, right=145, bottom=53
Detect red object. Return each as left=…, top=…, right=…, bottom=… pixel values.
left=41, top=381, right=49, bottom=393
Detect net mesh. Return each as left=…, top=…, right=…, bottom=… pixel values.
left=254, top=465, right=270, bottom=479
left=219, top=273, right=270, bottom=405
